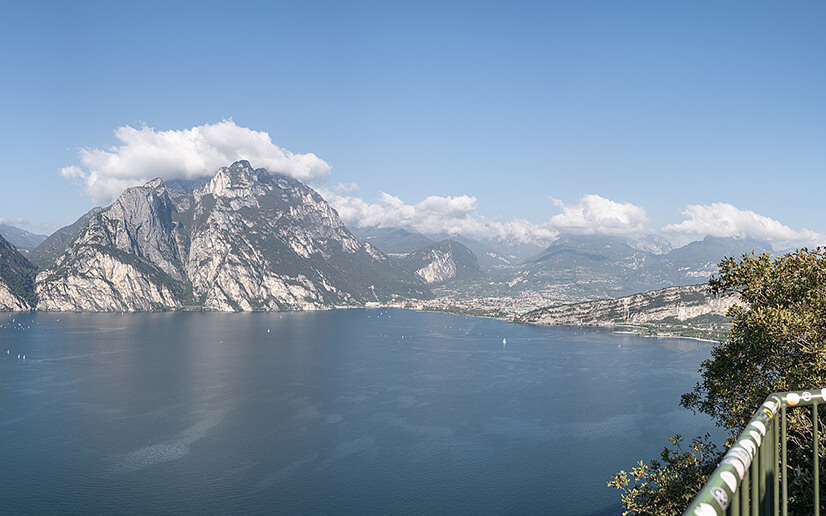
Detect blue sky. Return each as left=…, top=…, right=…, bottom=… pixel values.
left=1, top=1, right=823, bottom=247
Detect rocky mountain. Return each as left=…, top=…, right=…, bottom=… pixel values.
left=27, top=208, right=104, bottom=269
left=424, top=233, right=543, bottom=269
left=0, top=223, right=48, bottom=253
left=397, top=239, right=482, bottom=284
left=502, top=235, right=673, bottom=298
left=486, top=234, right=773, bottom=300
left=662, top=236, right=773, bottom=282
left=518, top=284, right=739, bottom=328
left=626, top=233, right=673, bottom=254
left=0, top=233, right=37, bottom=310
left=352, top=227, right=435, bottom=255
left=36, top=161, right=429, bottom=311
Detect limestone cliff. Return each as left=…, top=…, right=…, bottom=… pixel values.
left=397, top=240, right=482, bottom=284
left=518, top=284, right=740, bottom=327
left=36, top=161, right=428, bottom=311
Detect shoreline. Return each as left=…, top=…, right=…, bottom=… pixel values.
left=3, top=305, right=726, bottom=344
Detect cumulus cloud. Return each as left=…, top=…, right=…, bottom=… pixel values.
left=547, top=194, right=649, bottom=236
left=0, top=217, right=28, bottom=225
left=663, top=203, right=824, bottom=248
left=333, top=182, right=359, bottom=193
left=320, top=191, right=654, bottom=244
left=61, top=120, right=331, bottom=204
left=320, top=189, right=559, bottom=245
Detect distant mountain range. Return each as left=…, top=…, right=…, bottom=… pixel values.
left=352, top=227, right=544, bottom=269
left=352, top=227, right=435, bottom=255
left=0, top=223, right=47, bottom=253
left=489, top=234, right=773, bottom=300
left=0, top=161, right=780, bottom=312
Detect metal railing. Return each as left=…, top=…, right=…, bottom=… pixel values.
left=684, top=389, right=826, bottom=516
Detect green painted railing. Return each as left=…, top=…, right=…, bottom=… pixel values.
left=684, top=389, right=826, bottom=516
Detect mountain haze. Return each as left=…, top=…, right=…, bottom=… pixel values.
left=0, top=224, right=47, bottom=252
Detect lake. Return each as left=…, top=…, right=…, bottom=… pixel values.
left=0, top=309, right=717, bottom=515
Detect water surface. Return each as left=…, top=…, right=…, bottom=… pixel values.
left=0, top=309, right=716, bottom=515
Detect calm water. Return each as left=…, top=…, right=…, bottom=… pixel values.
left=0, top=309, right=717, bottom=515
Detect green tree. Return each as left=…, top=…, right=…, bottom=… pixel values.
left=611, top=248, right=826, bottom=514
left=607, top=434, right=721, bottom=515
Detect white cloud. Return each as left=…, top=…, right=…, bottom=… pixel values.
left=59, top=165, right=86, bottom=180
left=320, top=191, right=652, bottom=244
left=61, top=120, right=331, bottom=204
left=320, top=189, right=559, bottom=245
left=662, top=203, right=824, bottom=248
left=547, top=194, right=649, bottom=236
left=333, top=182, right=359, bottom=193
left=0, top=217, right=29, bottom=226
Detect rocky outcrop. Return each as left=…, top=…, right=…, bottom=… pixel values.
left=397, top=240, right=482, bottom=284
left=36, top=161, right=428, bottom=311
left=518, top=284, right=740, bottom=326
left=0, top=281, right=30, bottom=311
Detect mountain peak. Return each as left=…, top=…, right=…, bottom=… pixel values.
left=144, top=177, right=165, bottom=189
left=230, top=159, right=252, bottom=169
left=205, top=160, right=258, bottom=197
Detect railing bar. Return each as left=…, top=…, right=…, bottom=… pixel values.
left=730, top=481, right=740, bottom=516
left=752, top=444, right=759, bottom=516
left=765, top=413, right=774, bottom=515
left=815, top=402, right=820, bottom=516
left=760, top=417, right=768, bottom=513
left=773, top=411, right=780, bottom=516
left=682, top=391, right=826, bottom=516
left=782, top=404, right=787, bottom=516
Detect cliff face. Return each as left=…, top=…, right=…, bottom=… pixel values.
left=0, top=281, right=30, bottom=311
left=518, top=284, right=740, bottom=327
left=0, top=234, right=37, bottom=310
left=36, top=161, right=428, bottom=311
left=397, top=240, right=482, bottom=284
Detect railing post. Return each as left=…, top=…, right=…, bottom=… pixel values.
left=771, top=417, right=780, bottom=515
left=730, top=479, right=741, bottom=515
left=815, top=401, right=820, bottom=516
left=782, top=405, right=787, bottom=516
left=759, top=417, right=768, bottom=512
left=751, top=446, right=759, bottom=516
